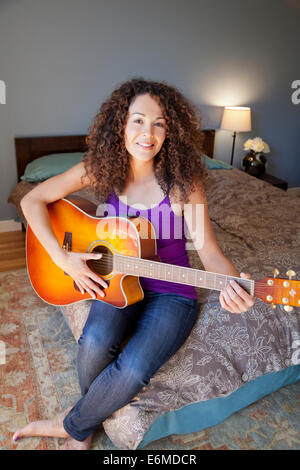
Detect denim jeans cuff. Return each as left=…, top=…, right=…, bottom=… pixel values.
left=63, top=415, right=87, bottom=442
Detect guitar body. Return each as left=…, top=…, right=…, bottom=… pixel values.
left=26, top=197, right=157, bottom=307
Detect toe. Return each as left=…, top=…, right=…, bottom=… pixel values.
left=12, top=431, right=20, bottom=442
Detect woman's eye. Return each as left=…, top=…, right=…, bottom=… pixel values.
left=133, top=119, right=164, bottom=127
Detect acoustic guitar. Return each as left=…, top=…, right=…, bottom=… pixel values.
left=26, top=196, right=300, bottom=311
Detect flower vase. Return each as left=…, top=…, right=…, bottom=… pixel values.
left=242, top=151, right=267, bottom=176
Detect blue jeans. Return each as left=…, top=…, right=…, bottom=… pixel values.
left=63, top=290, right=198, bottom=441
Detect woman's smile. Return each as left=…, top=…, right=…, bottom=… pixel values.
left=136, top=142, right=155, bottom=151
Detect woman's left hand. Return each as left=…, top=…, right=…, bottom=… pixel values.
left=219, top=272, right=255, bottom=314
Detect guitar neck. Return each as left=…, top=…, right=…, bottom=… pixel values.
left=114, top=254, right=255, bottom=295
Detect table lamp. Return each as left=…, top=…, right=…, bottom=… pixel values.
left=220, top=107, right=252, bottom=165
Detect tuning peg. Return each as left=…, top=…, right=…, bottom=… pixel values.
left=286, top=270, right=296, bottom=280
left=283, top=305, right=293, bottom=313
left=272, top=268, right=280, bottom=278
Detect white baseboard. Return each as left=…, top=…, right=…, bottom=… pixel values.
left=0, top=219, right=22, bottom=232
left=287, top=187, right=300, bottom=197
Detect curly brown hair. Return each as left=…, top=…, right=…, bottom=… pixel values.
left=82, top=77, right=207, bottom=204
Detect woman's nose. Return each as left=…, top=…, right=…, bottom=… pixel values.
left=141, top=123, right=154, bottom=137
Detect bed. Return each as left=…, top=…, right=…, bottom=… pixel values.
left=8, top=132, right=300, bottom=450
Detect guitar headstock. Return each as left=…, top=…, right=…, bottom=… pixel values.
left=254, top=269, right=300, bottom=311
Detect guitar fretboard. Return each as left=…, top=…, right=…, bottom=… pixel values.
left=114, top=254, right=254, bottom=295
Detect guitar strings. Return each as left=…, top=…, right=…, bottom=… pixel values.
left=86, top=266, right=297, bottom=294
left=69, top=253, right=298, bottom=294
left=82, top=268, right=299, bottom=302
left=85, top=254, right=297, bottom=282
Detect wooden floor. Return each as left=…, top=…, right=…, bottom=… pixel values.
left=0, top=230, right=26, bottom=272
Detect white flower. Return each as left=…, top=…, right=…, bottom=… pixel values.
left=243, top=137, right=270, bottom=154
left=243, top=139, right=253, bottom=151
left=263, top=141, right=270, bottom=153
left=251, top=137, right=265, bottom=153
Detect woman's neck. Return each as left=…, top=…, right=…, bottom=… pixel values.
left=129, top=159, right=155, bottom=184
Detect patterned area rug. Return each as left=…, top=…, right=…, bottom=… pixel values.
left=0, top=268, right=299, bottom=450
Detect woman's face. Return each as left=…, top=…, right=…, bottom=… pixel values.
left=124, top=93, right=167, bottom=163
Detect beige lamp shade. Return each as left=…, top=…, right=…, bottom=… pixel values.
left=220, top=106, right=251, bottom=132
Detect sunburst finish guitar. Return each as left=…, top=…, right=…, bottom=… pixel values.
left=26, top=196, right=300, bottom=311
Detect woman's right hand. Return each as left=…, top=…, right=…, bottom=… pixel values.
left=53, top=250, right=108, bottom=299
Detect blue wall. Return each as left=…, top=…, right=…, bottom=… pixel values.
left=0, top=0, right=299, bottom=220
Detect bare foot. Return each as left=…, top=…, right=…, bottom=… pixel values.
left=12, top=407, right=72, bottom=442
left=61, top=433, right=93, bottom=450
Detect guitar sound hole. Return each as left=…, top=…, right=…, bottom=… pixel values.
left=87, top=245, right=113, bottom=277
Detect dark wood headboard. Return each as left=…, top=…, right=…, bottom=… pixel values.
left=14, top=130, right=215, bottom=182
left=14, top=135, right=88, bottom=182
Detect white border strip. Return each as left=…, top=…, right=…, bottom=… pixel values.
left=0, top=219, right=22, bottom=232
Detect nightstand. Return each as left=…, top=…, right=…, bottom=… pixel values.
left=254, top=173, right=288, bottom=191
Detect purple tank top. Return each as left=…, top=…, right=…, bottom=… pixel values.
left=103, top=190, right=198, bottom=300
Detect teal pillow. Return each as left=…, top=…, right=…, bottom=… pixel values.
left=21, top=152, right=85, bottom=182
left=202, top=154, right=232, bottom=170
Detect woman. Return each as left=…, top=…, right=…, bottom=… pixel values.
left=13, top=78, right=254, bottom=450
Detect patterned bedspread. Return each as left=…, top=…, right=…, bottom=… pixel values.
left=8, top=168, right=300, bottom=449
